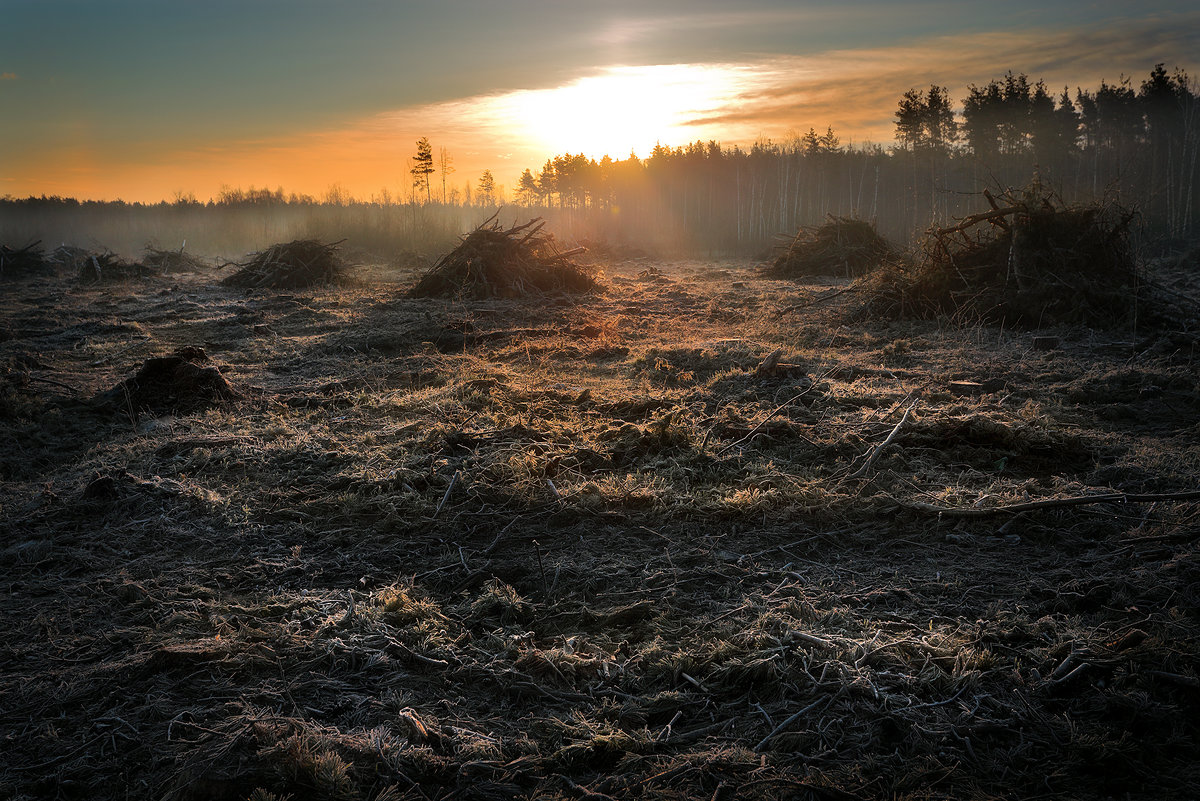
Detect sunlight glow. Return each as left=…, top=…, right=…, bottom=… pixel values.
left=487, top=64, right=759, bottom=159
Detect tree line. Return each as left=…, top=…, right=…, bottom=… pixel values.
left=5, top=63, right=1196, bottom=255
left=495, top=63, right=1197, bottom=248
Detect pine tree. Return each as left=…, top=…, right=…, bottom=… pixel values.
left=477, top=170, right=496, bottom=205
left=515, top=169, right=539, bottom=206
left=411, top=137, right=434, bottom=203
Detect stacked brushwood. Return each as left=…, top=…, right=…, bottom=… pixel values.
left=47, top=245, right=91, bottom=273
left=0, top=241, right=49, bottom=279
left=860, top=186, right=1139, bottom=327
left=765, top=216, right=897, bottom=278
left=76, top=250, right=157, bottom=283
left=142, top=244, right=210, bottom=273
left=409, top=215, right=596, bottom=298
left=222, top=239, right=349, bottom=289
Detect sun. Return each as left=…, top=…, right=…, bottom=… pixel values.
left=495, top=64, right=753, bottom=159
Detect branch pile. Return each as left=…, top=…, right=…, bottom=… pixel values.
left=221, top=239, right=349, bottom=289
left=859, top=186, right=1139, bottom=327
left=46, top=245, right=91, bottom=273
left=409, top=215, right=596, bottom=298
left=0, top=241, right=48, bottom=280
left=141, top=244, right=210, bottom=273
left=764, top=216, right=897, bottom=279
left=76, top=251, right=158, bottom=283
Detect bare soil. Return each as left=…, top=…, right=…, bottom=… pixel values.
left=2, top=257, right=1199, bottom=800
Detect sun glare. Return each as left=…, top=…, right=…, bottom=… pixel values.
left=492, top=64, right=754, bottom=159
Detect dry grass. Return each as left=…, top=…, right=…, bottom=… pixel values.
left=1, top=251, right=1199, bottom=800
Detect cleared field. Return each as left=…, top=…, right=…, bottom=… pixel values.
left=2, top=255, right=1199, bottom=800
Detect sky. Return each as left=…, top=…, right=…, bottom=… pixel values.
left=2, top=0, right=1198, bottom=203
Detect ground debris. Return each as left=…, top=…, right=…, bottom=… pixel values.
left=2, top=256, right=1198, bottom=801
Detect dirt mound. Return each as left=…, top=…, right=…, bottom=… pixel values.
left=141, top=245, right=211, bottom=273
left=409, top=214, right=597, bottom=298
left=765, top=216, right=897, bottom=279
left=860, top=185, right=1139, bottom=327
left=222, top=239, right=349, bottom=289
left=98, top=346, right=239, bottom=414
left=0, top=241, right=49, bottom=280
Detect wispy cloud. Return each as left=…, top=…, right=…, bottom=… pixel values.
left=683, top=13, right=1200, bottom=143
left=594, top=8, right=844, bottom=47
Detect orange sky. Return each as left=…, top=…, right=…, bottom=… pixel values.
left=3, top=3, right=1197, bottom=203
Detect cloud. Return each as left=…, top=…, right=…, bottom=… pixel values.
left=680, top=13, right=1200, bottom=144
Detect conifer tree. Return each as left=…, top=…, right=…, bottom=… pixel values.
left=411, top=137, right=434, bottom=203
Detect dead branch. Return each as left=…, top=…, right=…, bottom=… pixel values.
left=846, top=402, right=916, bottom=480
left=934, top=207, right=1021, bottom=237
left=904, top=489, right=1200, bottom=517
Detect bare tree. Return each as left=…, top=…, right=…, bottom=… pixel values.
left=439, top=147, right=455, bottom=205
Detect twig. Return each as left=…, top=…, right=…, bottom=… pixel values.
left=25, top=375, right=76, bottom=392
left=433, top=470, right=460, bottom=518
left=754, top=696, right=832, bottom=751
left=845, top=402, right=916, bottom=480
left=901, top=686, right=968, bottom=712
left=714, top=371, right=827, bottom=456
left=903, top=489, right=1200, bottom=518
left=775, top=286, right=856, bottom=316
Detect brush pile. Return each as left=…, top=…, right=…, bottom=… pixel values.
left=765, top=216, right=897, bottom=278
left=46, top=245, right=92, bottom=273
left=97, top=346, right=239, bottom=415
left=860, top=185, right=1139, bottom=327
left=0, top=241, right=49, bottom=280
left=409, top=215, right=596, bottom=298
left=76, top=251, right=157, bottom=283
left=141, top=244, right=210, bottom=273
left=221, top=239, right=349, bottom=289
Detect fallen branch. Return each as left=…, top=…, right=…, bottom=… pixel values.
left=935, top=207, right=1021, bottom=237
left=904, top=489, right=1200, bottom=518
left=775, top=286, right=858, bottom=316
left=845, top=402, right=916, bottom=480
left=754, top=696, right=833, bottom=752
left=714, top=371, right=827, bottom=456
